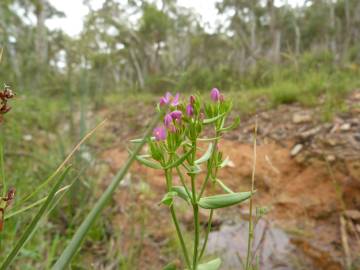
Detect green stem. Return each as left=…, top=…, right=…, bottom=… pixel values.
left=167, top=156, right=191, bottom=269
left=170, top=205, right=191, bottom=269
left=175, top=167, right=192, bottom=201
left=198, top=209, right=213, bottom=261
left=245, top=118, right=257, bottom=270
left=192, top=203, right=200, bottom=269
left=189, top=140, right=200, bottom=270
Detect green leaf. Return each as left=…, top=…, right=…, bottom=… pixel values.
left=219, top=156, right=229, bottom=168
left=135, top=155, right=163, bottom=169
left=218, top=117, right=240, bottom=132
left=170, top=186, right=192, bottom=203
left=162, top=262, right=177, bottom=270
left=195, top=143, right=213, bottom=165
left=215, top=179, right=234, bottom=194
left=197, top=136, right=222, bottom=142
left=203, top=113, right=225, bottom=124
left=160, top=191, right=178, bottom=206
left=164, top=149, right=192, bottom=169
left=186, top=164, right=202, bottom=175
left=198, top=258, right=222, bottom=270
left=198, top=192, right=252, bottom=209
left=130, top=137, right=156, bottom=143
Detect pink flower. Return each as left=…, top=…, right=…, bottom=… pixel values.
left=164, top=113, right=173, bottom=128
left=153, top=126, right=166, bottom=141
left=186, top=104, right=194, bottom=116
left=210, top=88, right=221, bottom=102
left=189, top=95, right=196, bottom=105
left=159, top=92, right=180, bottom=106
left=170, top=110, right=182, bottom=120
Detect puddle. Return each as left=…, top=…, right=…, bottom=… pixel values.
left=206, top=219, right=311, bottom=270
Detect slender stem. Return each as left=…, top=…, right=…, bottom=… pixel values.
left=170, top=205, right=192, bottom=269
left=175, top=166, right=192, bottom=200
left=192, top=202, right=200, bottom=269
left=167, top=156, right=191, bottom=269
left=198, top=134, right=219, bottom=199
left=198, top=209, right=213, bottom=261
left=245, top=117, right=258, bottom=270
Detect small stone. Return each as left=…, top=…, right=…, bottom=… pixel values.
left=300, top=126, right=321, bottom=139
left=340, top=123, right=351, bottom=131
left=326, top=155, right=336, bottom=162
left=23, top=134, right=32, bottom=141
left=290, top=144, right=303, bottom=156
left=344, top=210, right=360, bottom=221
left=292, top=112, right=312, bottom=124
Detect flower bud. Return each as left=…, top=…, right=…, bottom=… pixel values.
left=186, top=104, right=194, bottom=117
left=210, top=88, right=221, bottom=102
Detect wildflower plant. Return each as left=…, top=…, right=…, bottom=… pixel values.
left=132, top=88, right=252, bottom=269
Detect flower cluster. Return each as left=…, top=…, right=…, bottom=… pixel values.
left=153, top=88, right=225, bottom=141
left=0, top=84, right=14, bottom=123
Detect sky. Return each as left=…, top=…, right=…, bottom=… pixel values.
left=47, top=0, right=305, bottom=36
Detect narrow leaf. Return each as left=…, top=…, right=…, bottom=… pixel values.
left=203, top=113, right=226, bottom=124
left=195, top=143, right=213, bottom=165
left=160, top=192, right=178, bottom=206
left=198, top=258, right=222, bottom=270
left=170, top=186, right=192, bottom=203
left=197, top=136, right=222, bottom=142
left=164, top=149, right=192, bottom=169
left=219, top=156, right=230, bottom=168
left=215, top=179, right=234, bottom=194
left=130, top=137, right=156, bottom=143
left=186, top=164, right=202, bottom=175
left=162, top=262, right=177, bottom=270
left=198, top=192, right=252, bottom=209
left=218, top=117, right=240, bottom=132
left=135, top=155, right=163, bottom=169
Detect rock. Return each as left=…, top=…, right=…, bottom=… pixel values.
left=292, top=112, right=312, bottom=124
left=344, top=210, right=360, bottom=221
left=326, top=155, right=336, bottom=162
left=340, top=123, right=351, bottom=131
left=290, top=144, right=303, bottom=156
left=300, top=126, right=322, bottom=139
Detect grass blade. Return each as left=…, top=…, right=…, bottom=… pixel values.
left=52, top=113, right=160, bottom=270
left=0, top=167, right=71, bottom=269
left=21, top=119, right=106, bottom=203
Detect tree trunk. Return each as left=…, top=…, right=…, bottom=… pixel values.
left=35, top=0, right=48, bottom=66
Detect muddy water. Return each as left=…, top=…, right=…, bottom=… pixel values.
left=206, top=219, right=313, bottom=270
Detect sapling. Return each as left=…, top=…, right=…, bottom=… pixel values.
left=133, top=89, right=253, bottom=270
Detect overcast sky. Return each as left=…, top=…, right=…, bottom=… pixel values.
left=47, top=0, right=305, bottom=36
